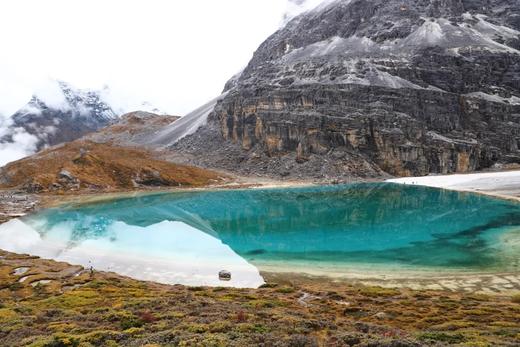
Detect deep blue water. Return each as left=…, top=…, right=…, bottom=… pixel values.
left=17, top=183, right=520, bottom=275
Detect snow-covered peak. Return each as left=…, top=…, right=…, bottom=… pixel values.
left=0, top=80, right=119, bottom=166
left=0, top=79, right=171, bottom=167
left=15, top=79, right=117, bottom=122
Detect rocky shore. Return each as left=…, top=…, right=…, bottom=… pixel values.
left=0, top=191, right=38, bottom=224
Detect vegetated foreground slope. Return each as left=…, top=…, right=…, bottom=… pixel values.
left=173, top=0, right=520, bottom=181
left=0, top=140, right=225, bottom=193
left=1, top=250, right=519, bottom=346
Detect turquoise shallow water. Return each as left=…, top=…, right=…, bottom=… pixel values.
left=1, top=183, right=520, bottom=286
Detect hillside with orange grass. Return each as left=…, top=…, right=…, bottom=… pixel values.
left=0, top=140, right=226, bottom=193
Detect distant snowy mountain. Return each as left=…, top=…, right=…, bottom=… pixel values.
left=3, top=81, right=117, bottom=151
left=0, top=79, right=170, bottom=167
left=138, top=101, right=167, bottom=115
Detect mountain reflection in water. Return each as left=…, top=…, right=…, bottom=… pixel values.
left=1, top=183, right=519, bottom=287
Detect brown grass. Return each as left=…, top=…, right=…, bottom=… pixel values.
left=0, top=140, right=224, bottom=193
left=1, top=250, right=519, bottom=346
left=97, top=113, right=178, bottom=135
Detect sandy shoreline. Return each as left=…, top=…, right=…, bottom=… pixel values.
left=259, top=266, right=520, bottom=295
left=43, top=169, right=520, bottom=210
left=32, top=176, right=317, bottom=209
left=387, top=170, right=520, bottom=202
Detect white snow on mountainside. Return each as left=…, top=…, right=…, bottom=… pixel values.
left=283, top=16, right=520, bottom=63
left=0, top=79, right=162, bottom=167
left=149, top=93, right=228, bottom=148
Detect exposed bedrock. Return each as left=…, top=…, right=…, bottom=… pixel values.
left=213, top=84, right=520, bottom=177
left=174, top=0, right=520, bottom=179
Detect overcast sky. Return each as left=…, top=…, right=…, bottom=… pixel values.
left=0, top=0, right=326, bottom=117
left=0, top=0, right=328, bottom=166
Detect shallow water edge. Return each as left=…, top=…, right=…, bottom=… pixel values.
left=0, top=183, right=519, bottom=291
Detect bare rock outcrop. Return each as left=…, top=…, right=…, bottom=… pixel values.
left=173, top=0, right=520, bottom=179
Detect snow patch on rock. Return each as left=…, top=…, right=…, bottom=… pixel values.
left=149, top=93, right=228, bottom=148
left=465, top=92, right=520, bottom=105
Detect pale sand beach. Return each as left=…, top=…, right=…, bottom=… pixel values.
left=387, top=170, right=520, bottom=201
left=260, top=264, right=520, bottom=294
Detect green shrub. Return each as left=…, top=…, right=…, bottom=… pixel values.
left=418, top=332, right=466, bottom=344
left=120, top=316, right=143, bottom=330
left=276, top=286, right=296, bottom=294
left=43, top=336, right=80, bottom=347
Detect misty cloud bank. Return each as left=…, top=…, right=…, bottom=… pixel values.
left=0, top=129, right=38, bottom=167
left=0, top=81, right=62, bottom=166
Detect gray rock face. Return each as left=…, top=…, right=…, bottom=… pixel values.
left=175, top=0, right=520, bottom=178
left=0, top=190, right=38, bottom=223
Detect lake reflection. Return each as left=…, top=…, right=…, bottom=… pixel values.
left=1, top=183, right=519, bottom=287
left=0, top=219, right=264, bottom=287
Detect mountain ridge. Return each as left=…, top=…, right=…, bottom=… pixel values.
left=171, top=0, right=520, bottom=180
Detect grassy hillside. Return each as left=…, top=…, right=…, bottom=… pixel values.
left=0, top=140, right=225, bottom=193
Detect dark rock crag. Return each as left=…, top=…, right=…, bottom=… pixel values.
left=174, top=0, right=520, bottom=179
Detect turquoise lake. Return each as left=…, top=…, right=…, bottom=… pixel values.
left=0, top=183, right=519, bottom=287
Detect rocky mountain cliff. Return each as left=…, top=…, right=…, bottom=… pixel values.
left=2, top=81, right=117, bottom=151
left=174, top=0, right=520, bottom=180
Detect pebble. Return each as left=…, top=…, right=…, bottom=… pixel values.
left=13, top=267, right=30, bottom=276
left=374, top=312, right=390, bottom=320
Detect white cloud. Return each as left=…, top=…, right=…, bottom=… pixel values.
left=0, top=128, right=39, bottom=167
left=33, top=79, right=71, bottom=112
left=0, top=66, right=34, bottom=118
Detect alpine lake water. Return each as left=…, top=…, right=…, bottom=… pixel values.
left=1, top=183, right=519, bottom=288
